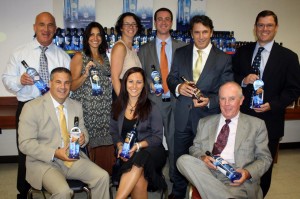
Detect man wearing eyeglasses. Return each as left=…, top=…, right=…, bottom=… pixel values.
left=138, top=7, right=186, bottom=184
left=232, top=10, right=300, bottom=197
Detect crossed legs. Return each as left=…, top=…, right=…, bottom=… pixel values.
left=116, top=165, right=148, bottom=199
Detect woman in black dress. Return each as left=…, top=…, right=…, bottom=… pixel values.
left=110, top=67, right=167, bottom=199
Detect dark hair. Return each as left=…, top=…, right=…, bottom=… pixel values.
left=255, top=10, right=278, bottom=25
left=115, top=12, right=143, bottom=36
left=50, top=67, right=71, bottom=80
left=154, top=7, right=173, bottom=21
left=112, top=67, right=151, bottom=121
left=83, top=22, right=108, bottom=56
left=189, top=15, right=214, bottom=31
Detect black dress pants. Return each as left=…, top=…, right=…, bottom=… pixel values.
left=16, top=101, right=31, bottom=199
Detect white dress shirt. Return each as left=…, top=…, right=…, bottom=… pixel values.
left=215, top=113, right=240, bottom=164
left=2, top=38, right=70, bottom=101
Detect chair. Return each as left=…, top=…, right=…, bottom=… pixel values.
left=27, top=179, right=91, bottom=199
left=188, top=184, right=202, bottom=199
left=27, top=146, right=113, bottom=199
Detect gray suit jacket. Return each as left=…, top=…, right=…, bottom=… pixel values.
left=167, top=44, right=233, bottom=132
left=190, top=113, right=272, bottom=198
left=138, top=39, right=187, bottom=109
left=18, top=92, right=89, bottom=189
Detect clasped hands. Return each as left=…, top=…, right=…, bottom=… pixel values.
left=178, top=82, right=209, bottom=107
left=201, top=155, right=251, bottom=186
left=54, top=133, right=85, bottom=161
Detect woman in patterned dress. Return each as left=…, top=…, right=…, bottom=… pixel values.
left=70, top=22, right=115, bottom=174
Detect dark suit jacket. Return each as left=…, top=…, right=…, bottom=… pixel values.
left=138, top=38, right=187, bottom=109
left=233, top=42, right=300, bottom=139
left=110, top=103, right=163, bottom=147
left=18, top=92, right=89, bottom=189
left=167, top=44, right=233, bottom=132
left=189, top=113, right=272, bottom=198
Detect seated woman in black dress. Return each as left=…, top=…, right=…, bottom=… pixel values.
left=110, top=67, right=167, bottom=199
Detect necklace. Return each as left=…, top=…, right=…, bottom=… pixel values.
left=128, top=102, right=137, bottom=114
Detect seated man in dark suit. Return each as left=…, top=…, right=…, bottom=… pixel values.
left=177, top=82, right=272, bottom=199
left=18, top=67, right=110, bottom=199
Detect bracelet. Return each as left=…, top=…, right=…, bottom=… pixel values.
left=135, top=142, right=141, bottom=152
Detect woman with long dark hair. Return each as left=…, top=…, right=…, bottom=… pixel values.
left=70, top=22, right=114, bottom=175
left=110, top=67, right=167, bottom=199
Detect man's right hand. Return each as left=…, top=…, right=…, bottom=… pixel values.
left=201, top=155, right=217, bottom=170
left=20, top=73, right=34, bottom=85
left=243, top=74, right=259, bottom=85
left=54, top=146, right=77, bottom=162
left=178, top=82, right=195, bottom=97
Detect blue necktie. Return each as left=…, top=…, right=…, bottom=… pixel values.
left=251, top=47, right=264, bottom=78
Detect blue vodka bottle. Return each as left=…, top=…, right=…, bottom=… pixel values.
left=206, top=151, right=242, bottom=182
left=151, top=65, right=164, bottom=94
left=120, top=124, right=137, bottom=159
left=21, top=60, right=49, bottom=95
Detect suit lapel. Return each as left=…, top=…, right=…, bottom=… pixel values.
left=186, top=44, right=194, bottom=80
left=149, top=41, right=160, bottom=72
left=234, top=113, right=248, bottom=151
left=209, top=115, right=221, bottom=151
left=44, top=93, right=60, bottom=133
left=262, top=42, right=279, bottom=81
left=65, top=98, right=75, bottom=132
left=197, top=47, right=217, bottom=84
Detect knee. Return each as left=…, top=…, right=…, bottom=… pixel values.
left=176, top=154, right=190, bottom=168
left=52, top=185, right=73, bottom=198
left=96, top=169, right=110, bottom=184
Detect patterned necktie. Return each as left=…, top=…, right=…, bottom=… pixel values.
left=193, top=50, right=202, bottom=82
left=58, top=105, right=73, bottom=168
left=212, top=119, right=231, bottom=155
left=39, top=46, right=49, bottom=86
left=160, top=41, right=169, bottom=93
left=251, top=47, right=264, bottom=78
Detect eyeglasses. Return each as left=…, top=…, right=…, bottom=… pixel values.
left=256, top=23, right=276, bottom=29
left=123, top=23, right=138, bottom=28
left=156, top=17, right=172, bottom=22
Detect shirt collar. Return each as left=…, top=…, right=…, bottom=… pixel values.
left=193, top=43, right=212, bottom=55
left=156, top=36, right=171, bottom=46
left=256, top=40, right=274, bottom=53
left=50, top=93, right=67, bottom=109
left=33, top=37, right=54, bottom=50
left=220, top=111, right=240, bottom=123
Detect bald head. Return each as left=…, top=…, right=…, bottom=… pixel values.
left=34, top=12, right=57, bottom=46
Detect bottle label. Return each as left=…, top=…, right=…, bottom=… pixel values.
left=120, top=130, right=136, bottom=159
left=151, top=71, right=164, bottom=94
left=213, top=156, right=241, bottom=182
left=251, top=80, right=264, bottom=108
left=89, top=67, right=103, bottom=96
left=69, top=127, right=81, bottom=159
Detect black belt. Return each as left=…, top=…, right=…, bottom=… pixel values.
left=162, top=98, right=171, bottom=102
